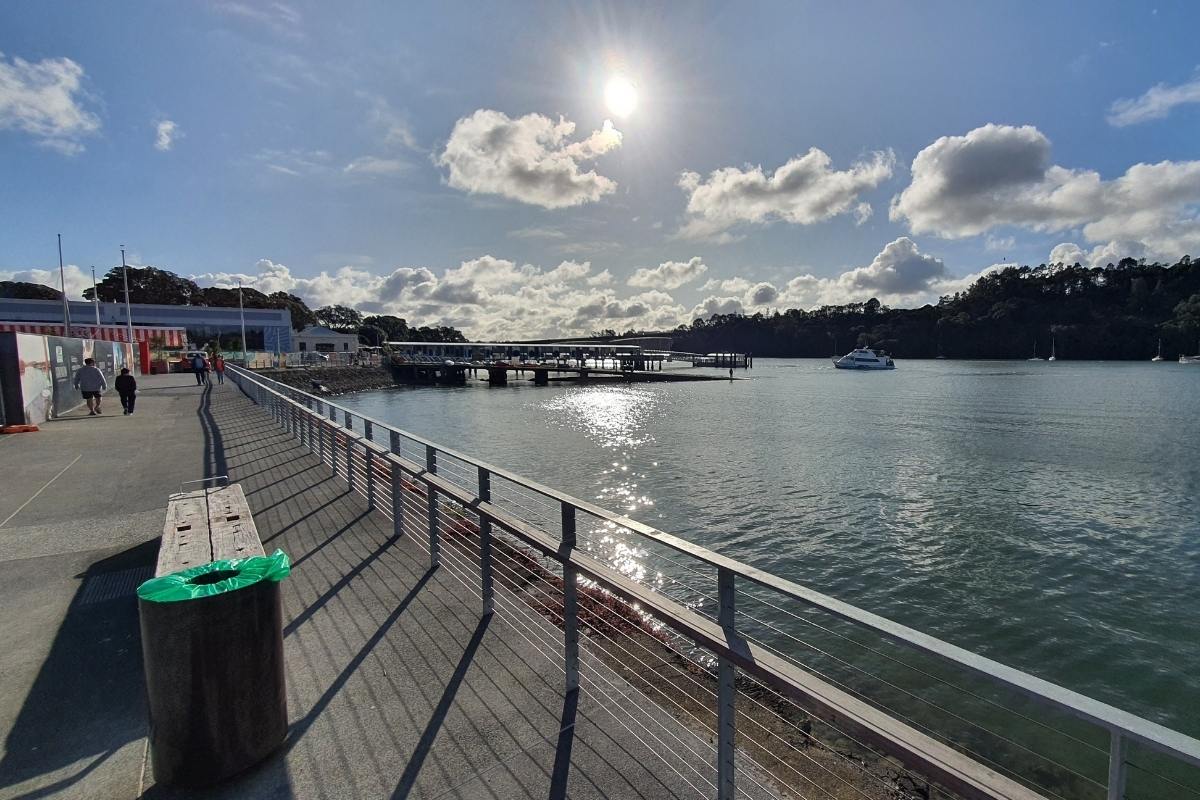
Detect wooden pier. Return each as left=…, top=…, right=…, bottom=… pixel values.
left=384, top=341, right=750, bottom=387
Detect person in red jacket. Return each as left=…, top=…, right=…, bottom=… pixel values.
left=213, top=354, right=226, bottom=385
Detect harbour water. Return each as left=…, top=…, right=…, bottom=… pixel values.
left=338, top=358, right=1200, bottom=737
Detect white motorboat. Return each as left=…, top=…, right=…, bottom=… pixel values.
left=833, top=347, right=895, bottom=370
left=1182, top=341, right=1200, bottom=364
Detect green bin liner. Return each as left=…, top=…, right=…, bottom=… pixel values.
left=137, top=549, right=290, bottom=603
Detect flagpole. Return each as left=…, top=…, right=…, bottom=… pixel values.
left=238, top=280, right=247, bottom=365
left=57, top=234, right=72, bottom=333
left=91, top=266, right=101, bottom=326
left=121, top=247, right=133, bottom=343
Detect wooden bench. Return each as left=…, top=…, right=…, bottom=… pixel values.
left=157, top=484, right=263, bottom=575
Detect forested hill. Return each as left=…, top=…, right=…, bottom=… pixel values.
left=664, top=257, right=1200, bottom=360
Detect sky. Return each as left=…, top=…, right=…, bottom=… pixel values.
left=2, top=1, right=1200, bottom=339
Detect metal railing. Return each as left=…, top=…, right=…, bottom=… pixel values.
left=227, top=365, right=1200, bottom=800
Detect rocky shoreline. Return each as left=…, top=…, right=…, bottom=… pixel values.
left=254, top=365, right=398, bottom=395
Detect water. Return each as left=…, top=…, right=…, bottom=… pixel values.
left=338, top=359, right=1200, bottom=737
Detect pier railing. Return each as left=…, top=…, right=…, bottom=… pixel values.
left=228, top=365, right=1200, bottom=800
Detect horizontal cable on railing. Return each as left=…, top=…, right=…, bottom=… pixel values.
left=741, top=579, right=1109, bottom=758
left=733, top=597, right=1106, bottom=792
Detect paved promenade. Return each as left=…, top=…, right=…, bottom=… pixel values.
left=0, top=374, right=744, bottom=799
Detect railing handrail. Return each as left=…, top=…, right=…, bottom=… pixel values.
left=226, top=364, right=1200, bottom=772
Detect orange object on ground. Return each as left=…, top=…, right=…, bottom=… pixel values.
left=1, top=424, right=40, bottom=434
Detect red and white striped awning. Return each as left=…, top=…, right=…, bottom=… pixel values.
left=0, top=322, right=187, bottom=348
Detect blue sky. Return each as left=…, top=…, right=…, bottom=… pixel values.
left=3, top=1, right=1200, bottom=337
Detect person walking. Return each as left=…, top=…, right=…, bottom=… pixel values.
left=115, top=367, right=137, bottom=415
left=213, top=354, right=226, bottom=384
left=72, top=357, right=108, bottom=415
left=191, top=352, right=206, bottom=385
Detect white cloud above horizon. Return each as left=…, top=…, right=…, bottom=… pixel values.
left=1108, top=70, right=1200, bottom=127
left=675, top=148, right=895, bottom=241
left=154, top=119, right=180, bottom=151
left=627, top=257, right=707, bottom=289
left=0, top=52, right=100, bottom=155
left=437, top=110, right=623, bottom=209
left=890, top=123, right=1200, bottom=264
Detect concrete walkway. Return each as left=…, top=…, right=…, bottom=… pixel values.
left=0, top=375, right=751, bottom=799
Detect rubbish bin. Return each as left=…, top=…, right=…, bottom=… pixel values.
left=137, top=550, right=290, bottom=787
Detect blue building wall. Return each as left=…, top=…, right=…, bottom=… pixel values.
left=0, top=298, right=294, bottom=351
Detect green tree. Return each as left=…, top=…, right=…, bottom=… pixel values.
left=268, top=292, right=316, bottom=330
left=85, top=266, right=200, bottom=305
left=0, top=280, right=62, bottom=300
left=314, top=304, right=364, bottom=332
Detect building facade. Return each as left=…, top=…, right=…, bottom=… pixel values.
left=294, top=325, right=359, bottom=353
left=0, top=298, right=293, bottom=352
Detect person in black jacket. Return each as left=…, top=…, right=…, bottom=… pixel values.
left=115, top=368, right=137, bottom=415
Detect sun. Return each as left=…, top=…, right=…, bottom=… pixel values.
left=604, top=75, right=638, bottom=118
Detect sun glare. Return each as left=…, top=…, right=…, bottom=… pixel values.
left=604, top=76, right=638, bottom=118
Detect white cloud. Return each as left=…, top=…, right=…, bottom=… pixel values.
left=0, top=265, right=92, bottom=299
left=214, top=2, right=304, bottom=38
left=699, top=277, right=752, bottom=294
left=343, top=156, right=408, bottom=177
left=358, top=91, right=420, bottom=151
left=627, top=257, right=707, bottom=289
left=1108, top=71, right=1200, bottom=127
left=890, top=123, right=1200, bottom=261
left=0, top=52, right=100, bottom=154
left=746, top=237, right=992, bottom=311
left=508, top=226, right=567, bottom=240
left=985, top=234, right=1016, bottom=252
left=676, top=147, right=895, bottom=240
left=1047, top=240, right=1148, bottom=268
left=191, top=255, right=688, bottom=339
left=254, top=148, right=331, bottom=177
left=154, top=119, right=180, bottom=151
left=691, top=296, right=744, bottom=319
left=437, top=110, right=623, bottom=209
left=1048, top=242, right=1087, bottom=266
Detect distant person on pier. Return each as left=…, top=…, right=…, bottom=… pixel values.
left=72, top=358, right=108, bottom=416
left=213, top=354, right=226, bottom=384
left=729, top=368, right=734, bottom=379
left=115, top=368, right=137, bottom=415
left=191, top=353, right=207, bottom=386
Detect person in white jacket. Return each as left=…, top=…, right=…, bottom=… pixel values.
left=72, top=358, right=108, bottom=416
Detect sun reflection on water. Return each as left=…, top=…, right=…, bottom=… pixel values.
left=540, top=386, right=660, bottom=449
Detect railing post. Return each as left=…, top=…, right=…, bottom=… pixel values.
left=329, top=420, right=339, bottom=478
left=345, top=433, right=355, bottom=490
left=365, top=448, right=376, bottom=509
left=561, top=503, right=579, bottom=693
left=343, top=409, right=352, bottom=430
left=425, top=445, right=439, bottom=567
left=363, top=420, right=372, bottom=442
left=1107, top=731, right=1128, bottom=800
left=717, top=566, right=737, bottom=800
left=389, top=431, right=403, bottom=538
left=478, top=467, right=494, bottom=617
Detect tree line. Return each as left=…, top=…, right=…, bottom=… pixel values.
left=627, top=257, right=1200, bottom=360
left=0, top=265, right=466, bottom=345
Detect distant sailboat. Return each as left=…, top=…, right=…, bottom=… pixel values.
left=1028, top=340, right=1044, bottom=361
left=1048, top=335, right=1057, bottom=362
left=1152, top=339, right=1164, bottom=362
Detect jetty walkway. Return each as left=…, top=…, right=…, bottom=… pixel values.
left=0, top=374, right=763, bottom=799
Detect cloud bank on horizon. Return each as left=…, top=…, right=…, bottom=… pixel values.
left=2, top=4, right=1199, bottom=339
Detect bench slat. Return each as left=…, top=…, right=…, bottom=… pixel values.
left=157, top=484, right=263, bottom=576
left=157, top=490, right=214, bottom=575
